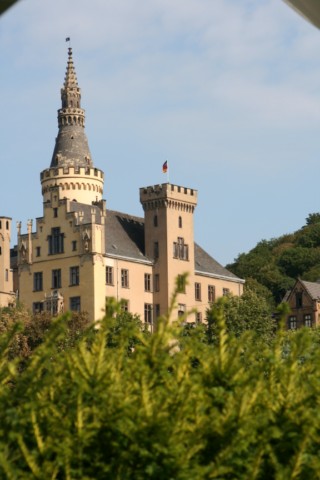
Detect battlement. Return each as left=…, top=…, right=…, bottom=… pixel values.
left=40, top=166, right=104, bottom=181
left=140, top=183, right=197, bottom=205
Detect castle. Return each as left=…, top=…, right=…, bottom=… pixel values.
left=0, top=47, right=244, bottom=325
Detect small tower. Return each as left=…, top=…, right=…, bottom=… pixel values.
left=40, top=47, right=104, bottom=206
left=140, top=183, right=198, bottom=316
left=0, top=217, right=14, bottom=307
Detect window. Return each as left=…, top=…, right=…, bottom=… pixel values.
left=0, top=247, right=1, bottom=255
left=5, top=269, right=8, bottom=282
left=155, top=304, right=160, bottom=319
left=53, top=208, right=58, bottom=218
left=178, top=216, right=182, bottom=228
left=144, top=273, right=151, bottom=292
left=106, top=266, right=114, bottom=285
left=223, top=288, right=230, bottom=296
left=208, top=285, right=215, bottom=303
left=70, top=296, right=81, bottom=312
left=177, top=275, right=186, bottom=293
left=6, top=221, right=9, bottom=230
left=70, top=266, right=79, bottom=286
left=289, top=316, right=297, bottom=330
left=153, top=215, right=158, bottom=227
left=178, top=303, right=186, bottom=317
left=295, top=292, right=303, bottom=308
left=33, top=302, right=44, bottom=314
left=154, top=241, right=159, bottom=259
left=121, top=269, right=129, bottom=288
left=196, top=312, right=202, bottom=323
left=52, top=269, right=61, bottom=289
left=195, top=282, right=201, bottom=301
left=304, top=314, right=312, bottom=327
left=155, top=274, right=160, bottom=292
left=72, top=240, right=77, bottom=251
left=144, top=304, right=153, bottom=324
left=33, top=272, right=43, bottom=291
left=121, top=300, right=129, bottom=312
left=48, top=227, right=64, bottom=254
left=173, top=237, right=189, bottom=261
left=36, top=246, right=41, bottom=257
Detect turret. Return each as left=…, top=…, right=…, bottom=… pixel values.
left=0, top=217, right=14, bottom=306
left=40, top=46, right=104, bottom=205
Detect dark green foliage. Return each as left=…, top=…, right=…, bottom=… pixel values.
left=227, top=212, right=320, bottom=303
left=207, top=286, right=276, bottom=345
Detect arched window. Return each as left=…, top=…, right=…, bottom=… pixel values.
left=178, top=216, right=182, bottom=228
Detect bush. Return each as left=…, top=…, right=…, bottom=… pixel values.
left=0, top=300, right=320, bottom=478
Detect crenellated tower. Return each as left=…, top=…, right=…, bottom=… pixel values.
left=41, top=47, right=104, bottom=205
left=140, top=183, right=198, bottom=316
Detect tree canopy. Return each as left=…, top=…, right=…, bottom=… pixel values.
left=227, top=212, right=320, bottom=304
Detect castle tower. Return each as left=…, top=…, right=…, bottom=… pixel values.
left=40, top=47, right=104, bottom=205
left=0, top=217, right=14, bottom=307
left=140, top=183, right=198, bottom=316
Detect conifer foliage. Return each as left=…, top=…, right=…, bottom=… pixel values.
left=0, top=300, right=320, bottom=478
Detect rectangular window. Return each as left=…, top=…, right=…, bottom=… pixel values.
left=121, top=269, right=129, bottom=288
left=106, top=266, right=114, bottom=285
left=5, top=269, right=8, bottom=282
left=195, top=282, right=201, bottom=301
left=36, top=246, right=41, bottom=257
left=144, top=303, right=153, bottom=324
left=72, top=240, right=77, bottom=251
left=304, top=314, right=312, bottom=327
left=70, top=266, right=79, bottom=286
left=178, top=303, right=186, bottom=317
left=155, top=304, right=160, bottom=319
left=33, top=302, right=44, bottom=314
left=144, top=273, right=151, bottom=292
left=208, top=285, right=215, bottom=303
left=173, top=237, right=189, bottom=261
left=223, top=288, right=230, bottom=296
left=52, top=269, right=61, bottom=289
left=53, top=207, right=58, bottom=218
left=155, top=274, right=160, bottom=292
left=33, top=272, right=43, bottom=292
left=121, top=300, right=129, bottom=312
left=177, top=275, right=186, bottom=293
left=48, top=227, right=64, bottom=255
left=196, top=312, right=202, bottom=323
left=154, top=241, right=159, bottom=259
left=289, top=316, right=297, bottom=330
left=295, top=292, right=303, bottom=308
left=70, top=296, right=81, bottom=312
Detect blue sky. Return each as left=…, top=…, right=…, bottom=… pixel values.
left=1, top=0, right=320, bottom=266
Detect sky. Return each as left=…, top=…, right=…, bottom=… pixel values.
left=1, top=0, right=320, bottom=266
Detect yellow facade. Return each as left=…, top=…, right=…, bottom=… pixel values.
left=9, top=47, right=244, bottom=325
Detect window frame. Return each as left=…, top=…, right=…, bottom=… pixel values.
left=70, top=266, right=80, bottom=286
left=121, top=269, right=129, bottom=288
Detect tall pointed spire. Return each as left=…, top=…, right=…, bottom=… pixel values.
left=50, top=47, right=93, bottom=168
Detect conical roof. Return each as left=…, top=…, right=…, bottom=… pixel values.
left=50, top=47, right=93, bottom=169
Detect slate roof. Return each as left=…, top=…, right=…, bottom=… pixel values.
left=300, top=280, right=320, bottom=300
left=69, top=203, right=243, bottom=281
